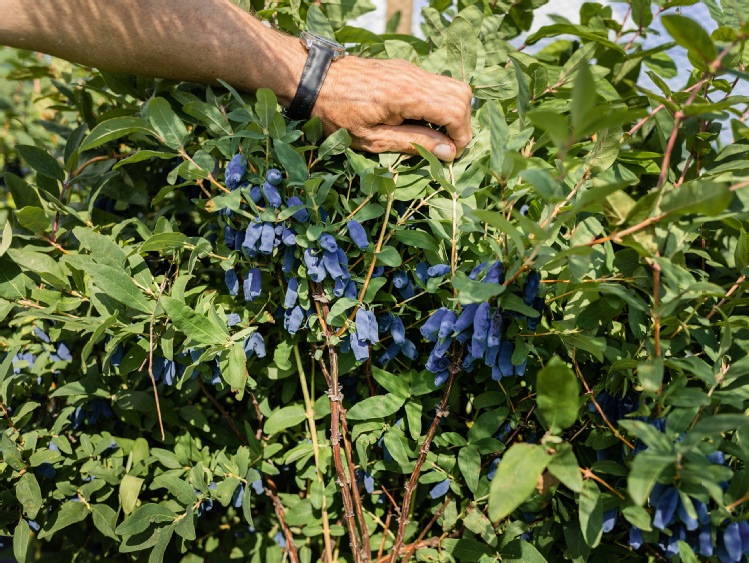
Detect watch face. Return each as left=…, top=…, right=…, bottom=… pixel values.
left=301, top=31, right=346, bottom=56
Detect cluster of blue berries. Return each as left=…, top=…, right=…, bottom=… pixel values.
left=417, top=264, right=541, bottom=385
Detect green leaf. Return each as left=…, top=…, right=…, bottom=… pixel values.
left=140, top=232, right=190, bottom=253
left=536, top=356, right=580, bottom=433
left=317, top=128, right=351, bottom=160
left=488, top=444, right=551, bottom=521
left=1, top=433, right=25, bottom=470
left=16, top=144, right=64, bottom=181
left=637, top=357, right=664, bottom=393
left=347, top=393, right=406, bottom=420
left=183, top=101, right=232, bottom=136
left=274, top=139, right=308, bottom=182
left=38, top=501, right=89, bottom=539
left=148, top=522, right=174, bottom=563
left=734, top=229, right=749, bottom=268
left=659, top=180, right=732, bottom=218
left=13, top=519, right=31, bottom=563
left=120, top=474, right=144, bottom=515
left=16, top=473, right=42, bottom=519
left=443, top=16, right=477, bottom=81
left=392, top=229, right=439, bottom=254
left=375, top=246, right=402, bottom=267
left=372, top=366, right=410, bottom=398
left=225, top=341, right=247, bottom=392
left=458, top=445, right=481, bottom=493
left=146, top=97, right=188, bottom=150
left=627, top=452, right=674, bottom=505
left=86, top=262, right=153, bottom=314
left=0, top=221, right=13, bottom=256
left=579, top=480, right=603, bottom=547
left=451, top=270, right=505, bottom=304
left=264, top=405, right=307, bottom=435
left=548, top=443, right=583, bottom=493
left=662, top=15, right=717, bottom=62
left=383, top=426, right=412, bottom=466
left=79, top=116, right=155, bottom=151
left=502, top=539, right=547, bottom=562
left=91, top=504, right=119, bottom=540
left=14, top=206, right=48, bottom=233
left=255, top=88, right=278, bottom=130
left=571, top=62, right=596, bottom=136
left=161, top=296, right=227, bottom=346
left=115, top=504, right=176, bottom=536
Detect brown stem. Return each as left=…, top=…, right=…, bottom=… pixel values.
left=706, top=274, right=746, bottom=320
left=264, top=479, right=300, bottom=563
left=400, top=496, right=452, bottom=563
left=198, top=378, right=249, bottom=445
left=571, top=350, right=634, bottom=449
left=390, top=353, right=461, bottom=562
left=579, top=467, right=626, bottom=499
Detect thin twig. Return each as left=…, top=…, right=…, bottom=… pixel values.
left=706, top=275, right=746, bottom=320
left=265, top=478, right=300, bottom=563
left=147, top=274, right=170, bottom=440
left=197, top=378, right=248, bottom=445
left=390, top=351, right=462, bottom=562
left=571, top=351, right=634, bottom=449
left=579, top=467, right=626, bottom=499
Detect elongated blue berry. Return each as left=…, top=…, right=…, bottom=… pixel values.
left=242, top=221, right=263, bottom=256
left=523, top=271, right=541, bottom=306
left=284, top=306, right=305, bottom=334
left=323, top=250, right=345, bottom=279
left=469, top=262, right=488, bottom=280
left=350, top=334, right=369, bottom=361
left=286, top=196, right=309, bottom=222
left=249, top=185, right=262, bottom=204
left=244, top=268, right=262, bottom=301
left=262, top=182, right=282, bottom=208
left=259, top=223, right=276, bottom=254
left=225, top=154, right=247, bottom=190
left=429, top=479, right=450, bottom=499
left=487, top=311, right=502, bottom=348
left=282, top=246, right=297, bottom=273
left=226, top=313, right=241, bottom=327
left=698, top=524, right=713, bottom=556
left=484, top=261, right=503, bottom=284
left=225, top=269, right=239, bottom=296
left=652, top=486, right=678, bottom=530
left=677, top=500, right=698, bottom=531
left=428, top=264, right=451, bottom=278
left=372, top=266, right=385, bottom=278
left=602, top=509, right=617, bottom=533
left=56, top=343, right=72, bottom=362
left=347, top=220, right=369, bottom=250
left=344, top=279, right=358, bottom=299
left=34, top=326, right=50, bottom=343
left=438, top=311, right=457, bottom=340
left=284, top=278, right=299, bottom=308
left=232, top=484, right=244, bottom=508
left=724, top=523, right=742, bottom=561
left=244, top=332, right=266, bottom=358
left=421, top=307, right=448, bottom=341
left=281, top=228, right=296, bottom=246
left=415, top=262, right=429, bottom=284
left=629, top=527, right=643, bottom=550
left=400, top=339, right=417, bottom=360
left=390, top=317, right=405, bottom=344
left=319, top=233, right=337, bottom=252
left=454, top=303, right=479, bottom=334
left=224, top=225, right=236, bottom=248
left=498, top=341, right=514, bottom=378
left=266, top=168, right=282, bottom=185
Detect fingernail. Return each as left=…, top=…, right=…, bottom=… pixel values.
left=433, top=144, right=454, bottom=161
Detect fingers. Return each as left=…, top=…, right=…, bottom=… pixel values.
left=352, top=123, right=457, bottom=161
left=395, top=63, right=473, bottom=156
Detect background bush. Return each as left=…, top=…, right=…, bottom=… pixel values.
left=1, top=0, right=749, bottom=561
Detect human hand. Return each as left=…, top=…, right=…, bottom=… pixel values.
left=312, top=56, right=473, bottom=162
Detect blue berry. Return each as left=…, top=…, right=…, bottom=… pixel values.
left=262, top=182, right=282, bottom=208
left=266, top=168, right=283, bottom=185
left=347, top=220, right=369, bottom=250
left=225, top=269, right=239, bottom=296
left=225, top=154, right=247, bottom=190
left=243, top=268, right=262, bottom=301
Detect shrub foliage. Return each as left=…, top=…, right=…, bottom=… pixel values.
left=1, top=0, right=749, bottom=561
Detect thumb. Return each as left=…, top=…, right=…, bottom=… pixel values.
left=357, top=123, right=457, bottom=161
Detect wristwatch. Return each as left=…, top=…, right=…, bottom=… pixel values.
left=285, top=31, right=347, bottom=121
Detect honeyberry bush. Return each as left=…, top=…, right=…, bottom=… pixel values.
left=2, top=0, right=749, bottom=561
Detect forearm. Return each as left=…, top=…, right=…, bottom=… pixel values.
left=0, top=0, right=306, bottom=105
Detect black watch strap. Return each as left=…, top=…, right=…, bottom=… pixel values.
left=286, top=43, right=335, bottom=121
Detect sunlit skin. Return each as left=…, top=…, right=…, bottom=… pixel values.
left=0, top=0, right=473, bottom=160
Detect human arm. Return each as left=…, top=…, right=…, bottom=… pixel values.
left=0, top=0, right=472, bottom=159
